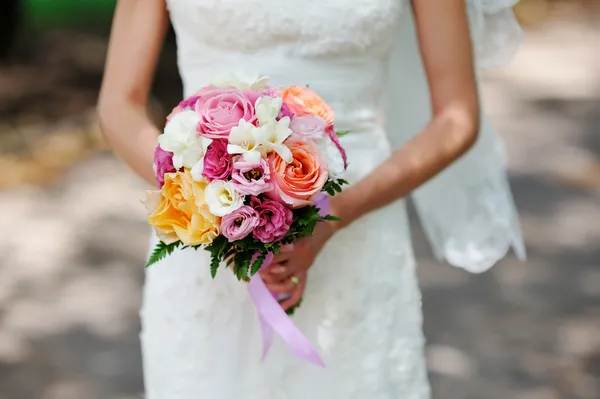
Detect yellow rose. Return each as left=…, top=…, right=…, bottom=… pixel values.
left=142, top=170, right=220, bottom=246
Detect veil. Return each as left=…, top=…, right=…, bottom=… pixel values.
left=385, top=0, right=526, bottom=273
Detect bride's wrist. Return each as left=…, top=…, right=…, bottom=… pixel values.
left=328, top=194, right=357, bottom=232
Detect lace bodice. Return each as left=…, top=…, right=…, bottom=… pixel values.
left=167, top=0, right=404, bottom=58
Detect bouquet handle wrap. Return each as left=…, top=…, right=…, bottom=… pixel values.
left=247, top=194, right=330, bottom=367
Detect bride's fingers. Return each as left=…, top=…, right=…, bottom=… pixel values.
left=271, top=243, right=295, bottom=264
left=259, top=260, right=289, bottom=282
left=265, top=279, right=295, bottom=293
left=268, top=260, right=303, bottom=282
left=280, top=280, right=305, bottom=310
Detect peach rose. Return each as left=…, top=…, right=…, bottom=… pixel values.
left=268, top=139, right=328, bottom=208
left=281, top=86, right=334, bottom=125
left=143, top=170, right=220, bottom=246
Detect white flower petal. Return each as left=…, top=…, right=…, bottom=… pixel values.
left=242, top=149, right=263, bottom=163
left=158, top=110, right=208, bottom=170
left=227, top=144, right=247, bottom=155
left=190, top=158, right=205, bottom=182
left=251, top=76, right=270, bottom=90
left=318, top=138, right=345, bottom=178
left=255, top=96, right=282, bottom=126
left=205, top=180, right=245, bottom=217
left=211, top=71, right=269, bottom=91
left=274, top=145, right=293, bottom=163
left=171, top=154, right=184, bottom=170
left=274, top=117, right=292, bottom=142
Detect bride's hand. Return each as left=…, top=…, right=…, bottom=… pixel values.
left=260, top=219, right=337, bottom=310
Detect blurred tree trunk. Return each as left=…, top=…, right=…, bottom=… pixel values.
left=0, top=0, right=20, bottom=60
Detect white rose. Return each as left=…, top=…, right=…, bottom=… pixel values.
left=211, top=71, right=270, bottom=91
left=318, top=136, right=346, bottom=179
left=158, top=110, right=212, bottom=179
left=205, top=180, right=245, bottom=217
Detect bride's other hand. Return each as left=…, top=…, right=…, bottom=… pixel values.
left=261, top=218, right=337, bottom=306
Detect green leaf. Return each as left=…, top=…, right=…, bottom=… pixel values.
left=210, top=254, right=220, bottom=278
left=239, top=257, right=251, bottom=282
left=271, top=244, right=281, bottom=255
left=324, top=215, right=341, bottom=221
left=145, top=241, right=182, bottom=267
left=283, top=297, right=304, bottom=316
left=250, top=253, right=266, bottom=276
left=336, top=130, right=350, bottom=137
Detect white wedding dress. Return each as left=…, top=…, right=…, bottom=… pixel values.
left=140, top=1, right=526, bottom=398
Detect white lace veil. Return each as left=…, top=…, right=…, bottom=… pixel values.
left=385, top=0, right=526, bottom=273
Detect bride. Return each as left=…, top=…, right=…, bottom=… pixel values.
left=98, top=0, right=526, bottom=398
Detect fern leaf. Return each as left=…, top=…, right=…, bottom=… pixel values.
left=250, top=253, right=266, bottom=276
left=145, top=241, right=182, bottom=267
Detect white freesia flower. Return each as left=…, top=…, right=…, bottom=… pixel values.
left=205, top=180, right=245, bottom=217
left=318, top=136, right=346, bottom=179
left=255, top=96, right=282, bottom=126
left=260, top=118, right=293, bottom=163
left=211, top=71, right=270, bottom=91
left=227, top=119, right=264, bottom=162
left=158, top=111, right=212, bottom=178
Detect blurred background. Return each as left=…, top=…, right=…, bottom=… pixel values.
left=0, top=1, right=599, bottom=398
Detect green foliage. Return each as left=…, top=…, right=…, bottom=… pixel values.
left=146, top=241, right=182, bottom=268
left=336, top=130, right=350, bottom=137
left=251, top=253, right=267, bottom=276
left=323, top=178, right=348, bottom=196
left=283, top=205, right=322, bottom=242
left=283, top=298, right=303, bottom=316
left=205, top=235, right=229, bottom=278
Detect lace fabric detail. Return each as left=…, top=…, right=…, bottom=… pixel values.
left=166, top=0, right=403, bottom=58
left=466, top=0, right=524, bottom=68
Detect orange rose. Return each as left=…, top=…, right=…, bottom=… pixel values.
left=281, top=85, right=334, bottom=125
left=268, top=139, right=328, bottom=208
left=143, top=170, right=220, bottom=246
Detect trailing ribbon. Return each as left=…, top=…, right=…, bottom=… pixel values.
left=246, top=194, right=330, bottom=367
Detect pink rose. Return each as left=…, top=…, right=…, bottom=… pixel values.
left=231, top=157, right=273, bottom=196
left=195, top=88, right=257, bottom=139
left=153, top=145, right=176, bottom=188
left=221, top=206, right=260, bottom=241
left=325, top=124, right=348, bottom=168
left=203, top=139, right=234, bottom=181
left=267, top=139, right=328, bottom=208
left=251, top=197, right=293, bottom=243
left=289, top=115, right=327, bottom=141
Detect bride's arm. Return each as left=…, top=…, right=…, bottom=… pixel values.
left=334, top=0, right=479, bottom=228
left=98, top=0, right=169, bottom=185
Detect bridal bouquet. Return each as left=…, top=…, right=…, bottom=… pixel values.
left=143, top=72, right=348, bottom=325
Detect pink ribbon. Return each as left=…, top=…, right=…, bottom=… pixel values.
left=246, top=194, right=330, bottom=367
